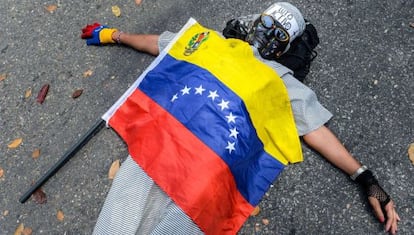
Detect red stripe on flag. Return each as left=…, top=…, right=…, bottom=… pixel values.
left=108, top=89, right=254, bottom=234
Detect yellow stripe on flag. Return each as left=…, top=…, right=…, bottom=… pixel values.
left=168, top=21, right=302, bottom=165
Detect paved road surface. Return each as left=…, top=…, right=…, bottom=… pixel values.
left=1, top=0, right=413, bottom=234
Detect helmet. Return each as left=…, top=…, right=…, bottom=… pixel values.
left=245, top=2, right=305, bottom=59
left=263, top=2, right=305, bottom=44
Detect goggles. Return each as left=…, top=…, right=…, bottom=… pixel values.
left=246, top=14, right=290, bottom=59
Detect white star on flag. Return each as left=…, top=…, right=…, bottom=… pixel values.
left=195, top=85, right=206, bottom=95
left=181, top=85, right=191, bottom=95
left=229, top=127, right=239, bottom=139
left=172, top=84, right=241, bottom=155
left=218, top=99, right=230, bottom=111
left=225, top=112, right=237, bottom=123
left=208, top=90, right=219, bottom=101
left=225, top=141, right=236, bottom=154
left=171, top=93, right=179, bottom=102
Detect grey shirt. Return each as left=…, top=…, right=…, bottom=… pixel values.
left=158, top=31, right=332, bottom=136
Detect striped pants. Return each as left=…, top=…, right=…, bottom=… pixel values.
left=93, top=156, right=204, bottom=235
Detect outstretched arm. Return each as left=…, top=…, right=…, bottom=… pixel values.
left=303, top=125, right=400, bottom=234
left=111, top=31, right=160, bottom=56
left=81, top=23, right=160, bottom=56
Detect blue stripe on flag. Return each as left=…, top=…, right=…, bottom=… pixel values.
left=138, top=55, right=284, bottom=205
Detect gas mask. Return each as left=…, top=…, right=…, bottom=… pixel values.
left=245, top=14, right=290, bottom=60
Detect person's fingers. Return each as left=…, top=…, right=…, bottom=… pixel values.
left=384, top=201, right=393, bottom=229
left=81, top=23, right=102, bottom=38
left=81, top=25, right=94, bottom=38
left=81, top=31, right=92, bottom=39
left=384, top=201, right=399, bottom=235
left=81, top=25, right=90, bottom=33
left=368, top=197, right=385, bottom=223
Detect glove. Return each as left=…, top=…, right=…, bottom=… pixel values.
left=354, top=169, right=391, bottom=209
left=81, top=22, right=118, bottom=46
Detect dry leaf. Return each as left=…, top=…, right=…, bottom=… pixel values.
left=72, top=89, right=83, bottom=99
left=135, top=0, right=142, bottom=5
left=3, top=210, right=9, bottom=216
left=32, top=149, right=41, bottom=159
left=410, top=22, right=414, bottom=28
left=112, top=5, right=121, bottom=17
left=108, top=159, right=120, bottom=179
left=45, top=5, right=57, bottom=13
left=0, top=74, right=6, bottom=81
left=0, top=167, right=4, bottom=178
left=24, top=88, right=32, bottom=99
left=83, top=69, right=93, bottom=78
left=36, top=84, right=50, bottom=104
left=14, top=223, right=24, bottom=235
left=32, top=188, right=47, bottom=204
left=22, top=227, right=33, bottom=235
left=8, top=138, right=23, bottom=149
left=408, top=143, right=414, bottom=164
left=250, top=206, right=260, bottom=216
left=56, top=210, right=65, bottom=221
left=262, top=218, right=270, bottom=225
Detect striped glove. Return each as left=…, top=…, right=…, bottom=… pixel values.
left=81, top=22, right=117, bottom=46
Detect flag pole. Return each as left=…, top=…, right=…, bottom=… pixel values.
left=19, top=119, right=106, bottom=203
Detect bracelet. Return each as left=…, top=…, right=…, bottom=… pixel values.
left=116, top=31, right=124, bottom=44
left=350, top=165, right=368, bottom=181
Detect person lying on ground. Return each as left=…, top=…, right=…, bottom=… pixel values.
left=81, top=2, right=400, bottom=234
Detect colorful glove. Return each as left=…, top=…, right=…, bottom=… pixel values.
left=81, top=22, right=117, bottom=46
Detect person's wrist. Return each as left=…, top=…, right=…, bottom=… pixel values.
left=354, top=168, right=391, bottom=208
left=112, top=30, right=124, bottom=44
left=350, top=165, right=368, bottom=181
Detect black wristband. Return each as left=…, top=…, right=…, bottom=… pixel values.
left=355, top=170, right=391, bottom=208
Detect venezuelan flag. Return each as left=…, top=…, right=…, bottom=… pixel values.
left=103, top=18, right=302, bottom=235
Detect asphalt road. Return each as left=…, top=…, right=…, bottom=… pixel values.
left=1, top=0, right=413, bottom=234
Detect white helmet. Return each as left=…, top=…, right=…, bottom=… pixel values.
left=263, top=2, right=306, bottom=43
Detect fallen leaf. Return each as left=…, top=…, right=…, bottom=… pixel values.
left=83, top=69, right=93, bottom=78
left=250, top=206, right=260, bottom=216
left=72, top=89, right=83, bottom=99
left=14, top=223, right=24, bottom=235
left=108, top=159, right=120, bottom=179
left=45, top=4, right=57, bottom=13
left=36, top=84, right=50, bottom=104
left=262, top=218, right=270, bottom=225
left=0, top=167, right=4, bottom=178
left=0, top=74, right=6, bottom=81
left=410, top=22, right=414, bottom=28
left=3, top=210, right=9, bottom=216
left=408, top=143, right=414, bottom=164
left=112, top=5, right=121, bottom=17
left=22, top=227, right=32, bottom=235
left=135, top=0, right=142, bottom=5
left=32, top=188, right=47, bottom=204
left=24, top=88, right=32, bottom=99
left=8, top=138, right=23, bottom=149
left=56, top=210, right=65, bottom=221
left=32, top=149, right=41, bottom=159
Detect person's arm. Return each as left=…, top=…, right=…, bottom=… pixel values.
left=111, top=31, right=160, bottom=56
left=81, top=23, right=160, bottom=56
left=303, top=125, right=400, bottom=234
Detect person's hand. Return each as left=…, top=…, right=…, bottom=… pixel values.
left=81, top=22, right=118, bottom=45
left=354, top=168, right=401, bottom=234
left=368, top=197, right=400, bottom=234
